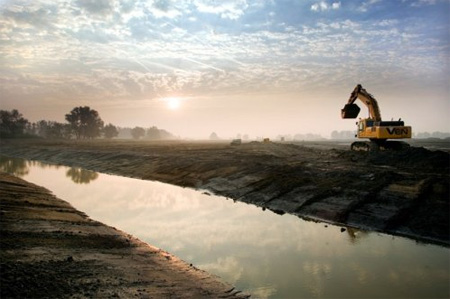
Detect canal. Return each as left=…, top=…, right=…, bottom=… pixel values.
left=1, top=156, right=449, bottom=298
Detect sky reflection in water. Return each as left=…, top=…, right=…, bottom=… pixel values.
left=1, top=156, right=448, bottom=298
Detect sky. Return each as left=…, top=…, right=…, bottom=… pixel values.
left=0, top=0, right=449, bottom=139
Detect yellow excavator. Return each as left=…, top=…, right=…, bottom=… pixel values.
left=341, top=84, right=412, bottom=151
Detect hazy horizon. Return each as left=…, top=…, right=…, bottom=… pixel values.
left=1, top=0, right=449, bottom=139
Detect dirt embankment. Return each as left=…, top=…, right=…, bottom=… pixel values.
left=1, top=139, right=449, bottom=246
left=0, top=172, right=248, bottom=298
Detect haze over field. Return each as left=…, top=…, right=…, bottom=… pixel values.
left=1, top=0, right=449, bottom=139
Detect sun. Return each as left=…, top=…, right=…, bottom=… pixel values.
left=165, top=97, right=181, bottom=110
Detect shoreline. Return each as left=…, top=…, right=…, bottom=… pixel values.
left=1, top=139, right=449, bottom=247
left=0, top=172, right=248, bottom=298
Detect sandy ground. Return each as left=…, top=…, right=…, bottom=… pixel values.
left=0, top=172, right=249, bottom=298
left=1, top=138, right=449, bottom=248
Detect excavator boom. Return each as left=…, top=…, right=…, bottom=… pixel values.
left=341, top=84, right=382, bottom=121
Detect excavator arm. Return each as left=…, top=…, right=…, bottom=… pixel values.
left=341, top=84, right=382, bottom=121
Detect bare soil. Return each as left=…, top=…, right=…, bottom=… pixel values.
left=0, top=172, right=248, bottom=298
left=1, top=138, right=449, bottom=248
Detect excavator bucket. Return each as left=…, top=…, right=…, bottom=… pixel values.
left=341, top=103, right=360, bottom=119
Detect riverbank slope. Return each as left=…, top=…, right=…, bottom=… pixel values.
left=0, top=172, right=247, bottom=298
left=1, top=139, right=449, bottom=246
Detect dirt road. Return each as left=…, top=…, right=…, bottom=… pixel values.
left=1, top=139, right=449, bottom=246
left=0, top=172, right=248, bottom=298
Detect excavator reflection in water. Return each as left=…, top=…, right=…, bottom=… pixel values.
left=341, top=84, right=412, bottom=151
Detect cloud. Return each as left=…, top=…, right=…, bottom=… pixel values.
left=409, top=0, right=445, bottom=7
left=0, top=0, right=447, bottom=112
left=76, top=0, right=115, bottom=16
left=311, top=1, right=341, bottom=12
left=357, top=0, right=382, bottom=12
left=146, top=0, right=182, bottom=19
left=332, top=2, right=342, bottom=9
left=194, top=0, right=249, bottom=19
left=376, top=19, right=400, bottom=27
left=1, top=3, right=57, bottom=30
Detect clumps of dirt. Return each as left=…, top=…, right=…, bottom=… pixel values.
left=0, top=260, right=101, bottom=298
left=0, top=230, right=133, bottom=250
left=343, top=146, right=450, bottom=172
left=372, top=147, right=449, bottom=170
left=396, top=177, right=450, bottom=242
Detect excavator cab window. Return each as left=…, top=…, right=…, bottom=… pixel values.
left=358, top=121, right=365, bottom=131
left=366, top=120, right=374, bottom=127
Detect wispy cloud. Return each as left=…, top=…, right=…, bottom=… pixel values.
left=311, top=1, right=341, bottom=12
left=357, top=0, right=382, bottom=12
left=409, top=0, right=447, bottom=7
left=0, top=0, right=448, bottom=109
left=193, top=0, right=249, bottom=19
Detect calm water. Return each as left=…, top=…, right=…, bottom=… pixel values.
left=1, top=156, right=449, bottom=298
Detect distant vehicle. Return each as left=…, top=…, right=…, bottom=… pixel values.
left=341, top=84, right=412, bottom=151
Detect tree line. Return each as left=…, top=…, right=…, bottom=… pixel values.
left=0, top=107, right=175, bottom=140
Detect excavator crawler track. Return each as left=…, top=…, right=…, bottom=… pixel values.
left=350, top=140, right=410, bottom=152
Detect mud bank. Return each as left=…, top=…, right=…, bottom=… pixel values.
left=1, top=139, right=449, bottom=246
left=0, top=172, right=248, bottom=298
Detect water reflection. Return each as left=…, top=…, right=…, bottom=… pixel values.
left=28, top=160, right=61, bottom=170
left=0, top=156, right=64, bottom=177
left=66, top=167, right=98, bottom=184
left=0, top=156, right=29, bottom=176
left=0, top=156, right=96, bottom=184
left=1, top=155, right=449, bottom=298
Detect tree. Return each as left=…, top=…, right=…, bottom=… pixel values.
left=147, top=126, right=175, bottom=140
left=65, top=106, right=104, bottom=139
left=159, top=128, right=175, bottom=139
left=0, top=109, right=30, bottom=138
left=103, top=123, right=119, bottom=139
left=147, top=126, right=161, bottom=140
left=131, top=126, right=145, bottom=139
left=209, top=132, right=219, bottom=140
left=36, top=120, right=71, bottom=139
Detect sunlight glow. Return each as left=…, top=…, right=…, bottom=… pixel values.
left=165, top=97, right=181, bottom=110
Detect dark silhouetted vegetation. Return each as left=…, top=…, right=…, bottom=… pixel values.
left=103, top=124, right=119, bottom=139
left=1, top=107, right=178, bottom=141
left=35, top=120, right=71, bottom=139
left=0, top=109, right=30, bottom=138
left=147, top=126, right=175, bottom=140
left=131, top=127, right=145, bottom=139
left=65, top=106, right=104, bottom=139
